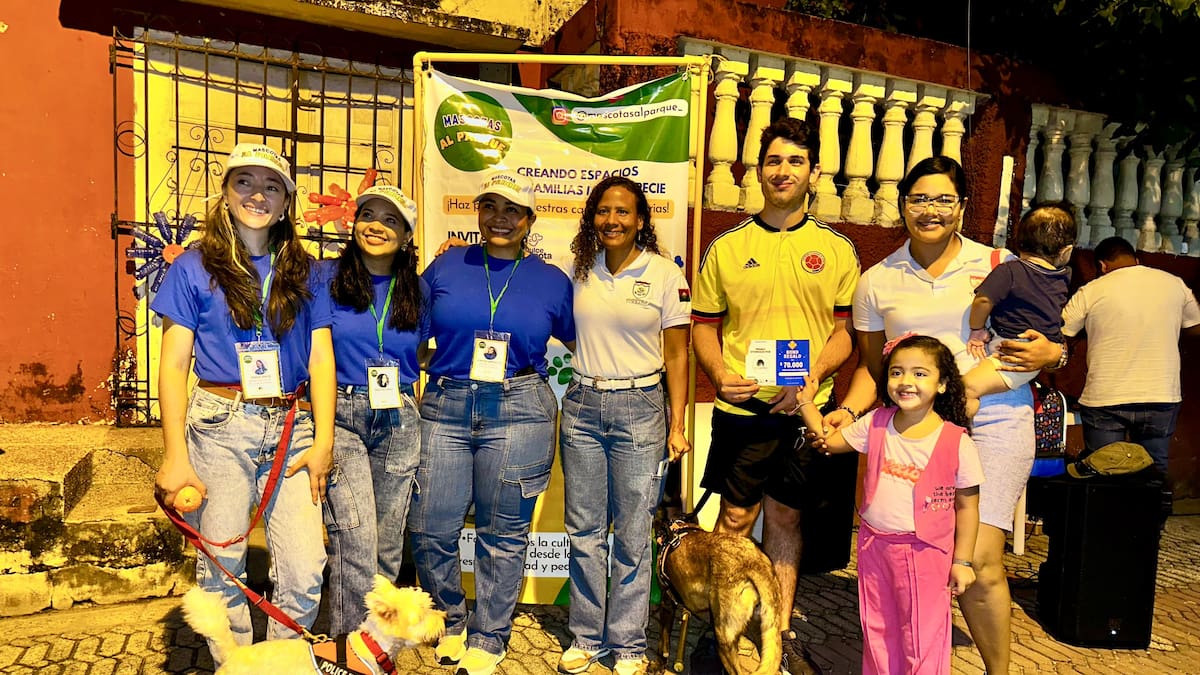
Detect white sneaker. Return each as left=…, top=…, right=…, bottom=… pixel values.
left=455, top=647, right=506, bottom=675
left=557, top=646, right=610, bottom=673
left=434, top=631, right=467, bottom=665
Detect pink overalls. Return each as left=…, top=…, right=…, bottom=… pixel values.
left=857, top=408, right=965, bottom=675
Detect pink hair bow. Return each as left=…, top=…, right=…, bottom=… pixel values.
left=881, top=331, right=917, bottom=357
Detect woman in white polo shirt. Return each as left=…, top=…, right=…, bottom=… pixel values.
left=556, top=176, right=691, bottom=675
left=829, top=156, right=1064, bottom=674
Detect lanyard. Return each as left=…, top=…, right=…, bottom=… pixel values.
left=482, top=245, right=522, bottom=332
left=254, top=251, right=277, bottom=340
left=367, top=277, right=396, bottom=357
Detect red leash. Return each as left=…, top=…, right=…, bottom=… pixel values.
left=157, top=382, right=315, bottom=638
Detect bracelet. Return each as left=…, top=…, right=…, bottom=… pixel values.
left=1051, top=343, right=1069, bottom=371
left=835, top=405, right=859, bottom=422
left=953, top=559, right=974, bottom=568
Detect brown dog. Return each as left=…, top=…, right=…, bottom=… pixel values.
left=655, top=518, right=782, bottom=675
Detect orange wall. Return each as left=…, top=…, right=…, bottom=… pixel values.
left=0, top=2, right=116, bottom=422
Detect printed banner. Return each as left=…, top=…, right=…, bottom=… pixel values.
left=420, top=68, right=695, bottom=604
left=422, top=69, right=691, bottom=273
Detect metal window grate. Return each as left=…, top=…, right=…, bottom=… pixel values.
left=111, top=25, right=412, bottom=425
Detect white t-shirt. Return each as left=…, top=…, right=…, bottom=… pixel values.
left=1061, top=264, right=1200, bottom=407
left=840, top=409, right=984, bottom=534
left=570, top=248, right=691, bottom=378
left=854, top=235, right=1014, bottom=377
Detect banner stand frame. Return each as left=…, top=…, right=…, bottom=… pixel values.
left=412, top=51, right=712, bottom=517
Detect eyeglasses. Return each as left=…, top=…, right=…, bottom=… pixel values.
left=904, top=194, right=962, bottom=214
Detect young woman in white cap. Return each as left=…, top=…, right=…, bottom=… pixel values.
left=556, top=176, right=690, bottom=675
left=321, top=184, right=429, bottom=635
left=152, top=143, right=335, bottom=657
left=409, top=169, right=575, bottom=675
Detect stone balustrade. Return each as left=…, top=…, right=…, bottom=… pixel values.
left=680, top=38, right=983, bottom=226
left=1024, top=104, right=1199, bottom=255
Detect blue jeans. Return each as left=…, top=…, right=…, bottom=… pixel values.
left=1079, top=402, right=1180, bottom=473
left=183, top=387, right=326, bottom=654
left=408, top=374, right=558, bottom=656
left=559, top=381, right=668, bottom=661
left=323, top=386, right=420, bottom=635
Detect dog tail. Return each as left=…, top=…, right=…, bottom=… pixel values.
left=748, top=565, right=783, bottom=675
left=182, top=586, right=241, bottom=665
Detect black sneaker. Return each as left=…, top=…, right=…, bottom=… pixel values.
left=779, top=633, right=820, bottom=675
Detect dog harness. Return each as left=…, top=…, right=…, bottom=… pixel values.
left=310, top=631, right=396, bottom=675
left=656, top=519, right=705, bottom=609
left=655, top=488, right=716, bottom=608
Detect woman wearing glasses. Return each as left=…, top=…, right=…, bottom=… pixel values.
left=825, top=156, right=1063, bottom=674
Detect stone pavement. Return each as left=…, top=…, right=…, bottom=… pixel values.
left=2, top=516, right=1199, bottom=674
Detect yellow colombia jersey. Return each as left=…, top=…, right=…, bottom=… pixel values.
left=693, top=214, right=860, bottom=415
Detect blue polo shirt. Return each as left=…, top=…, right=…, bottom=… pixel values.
left=319, top=260, right=429, bottom=386
left=423, top=245, right=574, bottom=380
left=151, top=249, right=332, bottom=391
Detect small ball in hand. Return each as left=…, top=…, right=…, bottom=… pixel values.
left=175, top=486, right=203, bottom=513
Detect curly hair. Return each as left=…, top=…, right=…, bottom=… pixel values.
left=330, top=204, right=423, bottom=331
left=878, top=334, right=970, bottom=430
left=197, top=191, right=311, bottom=337
left=570, top=176, right=660, bottom=282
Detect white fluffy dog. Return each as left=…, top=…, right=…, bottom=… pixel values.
left=183, top=575, right=445, bottom=675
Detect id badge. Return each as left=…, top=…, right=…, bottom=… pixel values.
left=236, top=341, right=284, bottom=398
left=470, top=330, right=510, bottom=383
left=366, top=358, right=402, bottom=409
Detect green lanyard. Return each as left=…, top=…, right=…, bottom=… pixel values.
left=367, top=277, right=396, bottom=357
left=253, top=251, right=277, bottom=340
left=482, top=245, right=522, bottom=332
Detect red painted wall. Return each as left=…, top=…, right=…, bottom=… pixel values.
left=547, top=0, right=1200, bottom=498
left=0, top=3, right=116, bottom=422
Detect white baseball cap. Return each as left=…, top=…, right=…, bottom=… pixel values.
left=225, top=143, right=296, bottom=193
left=355, top=185, right=418, bottom=230
left=475, top=170, right=536, bottom=211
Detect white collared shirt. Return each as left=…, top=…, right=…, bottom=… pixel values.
left=855, top=235, right=1014, bottom=376
left=570, top=248, right=691, bottom=378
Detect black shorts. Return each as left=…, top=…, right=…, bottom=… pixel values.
left=700, top=403, right=852, bottom=511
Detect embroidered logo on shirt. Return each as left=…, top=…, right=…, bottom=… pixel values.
left=627, top=281, right=652, bottom=306
left=678, top=288, right=691, bottom=302
left=743, top=258, right=761, bottom=269
left=802, top=251, right=826, bottom=274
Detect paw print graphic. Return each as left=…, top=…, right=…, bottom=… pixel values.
left=546, top=352, right=574, bottom=385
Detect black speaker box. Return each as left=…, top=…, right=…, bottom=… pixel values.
left=1035, top=474, right=1165, bottom=648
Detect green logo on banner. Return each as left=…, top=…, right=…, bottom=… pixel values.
left=513, top=73, right=691, bottom=163
left=435, top=92, right=513, bottom=171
